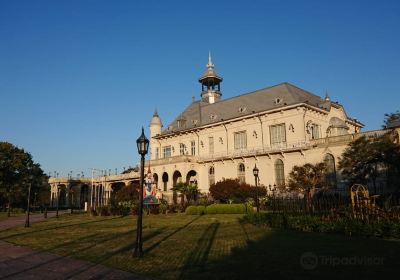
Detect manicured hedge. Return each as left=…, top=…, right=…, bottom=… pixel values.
left=242, top=213, right=400, bottom=238
left=185, top=205, right=206, bottom=215
left=185, top=203, right=253, bottom=215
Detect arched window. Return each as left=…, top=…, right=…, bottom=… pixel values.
left=324, top=154, right=337, bottom=188
left=162, top=172, right=169, bottom=192
left=153, top=173, right=158, bottom=188
left=238, top=163, right=246, bottom=183
left=274, top=159, right=285, bottom=187
left=209, top=166, right=215, bottom=186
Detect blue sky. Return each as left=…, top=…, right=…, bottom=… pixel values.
left=1, top=0, right=399, bottom=177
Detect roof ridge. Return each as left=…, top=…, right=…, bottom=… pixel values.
left=199, top=82, right=290, bottom=109
left=284, top=82, right=324, bottom=101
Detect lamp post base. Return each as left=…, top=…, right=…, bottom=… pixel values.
left=132, top=247, right=143, bottom=258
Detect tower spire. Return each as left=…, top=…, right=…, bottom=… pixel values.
left=199, top=52, right=223, bottom=104
left=207, top=51, right=214, bottom=68
left=325, top=91, right=330, bottom=101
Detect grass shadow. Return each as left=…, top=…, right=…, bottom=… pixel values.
left=185, top=227, right=400, bottom=280
left=178, top=222, right=220, bottom=279
left=1, top=224, right=165, bottom=279
left=144, top=215, right=202, bottom=254
left=0, top=215, right=124, bottom=240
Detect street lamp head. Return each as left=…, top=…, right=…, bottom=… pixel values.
left=253, top=164, right=259, bottom=177
left=136, top=127, right=149, bottom=156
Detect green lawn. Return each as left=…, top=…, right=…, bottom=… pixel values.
left=0, top=212, right=25, bottom=221
left=0, top=213, right=398, bottom=279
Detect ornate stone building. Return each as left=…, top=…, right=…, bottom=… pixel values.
left=148, top=54, right=377, bottom=202
left=49, top=54, right=398, bottom=207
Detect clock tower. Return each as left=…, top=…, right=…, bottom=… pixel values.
left=199, top=52, right=223, bottom=104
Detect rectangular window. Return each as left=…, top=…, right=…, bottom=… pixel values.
left=163, top=146, right=171, bottom=158
left=155, top=147, right=159, bottom=159
left=234, top=131, right=247, bottom=150
left=179, top=143, right=186, bottom=155
left=270, top=124, right=286, bottom=145
left=191, top=140, right=196, bottom=155
left=311, top=124, right=320, bottom=140
left=209, top=137, right=214, bottom=154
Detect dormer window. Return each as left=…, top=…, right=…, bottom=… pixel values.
left=274, top=98, right=283, bottom=105
left=177, top=117, right=186, bottom=128
left=238, top=107, right=247, bottom=113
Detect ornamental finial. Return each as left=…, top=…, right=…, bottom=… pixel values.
left=207, top=51, right=214, bottom=68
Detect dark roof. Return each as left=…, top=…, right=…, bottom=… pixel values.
left=387, top=117, right=400, bottom=128
left=160, top=82, right=335, bottom=136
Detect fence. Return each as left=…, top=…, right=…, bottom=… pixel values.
left=264, top=192, right=400, bottom=220
left=265, top=194, right=350, bottom=216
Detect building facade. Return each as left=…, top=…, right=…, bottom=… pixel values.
left=148, top=54, right=370, bottom=202
left=48, top=54, right=399, bottom=208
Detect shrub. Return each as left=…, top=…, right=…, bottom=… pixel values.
left=159, top=200, right=168, bottom=214
left=210, top=178, right=267, bottom=203
left=116, top=201, right=136, bottom=216
left=11, top=208, right=25, bottom=214
left=205, top=203, right=250, bottom=214
left=167, top=204, right=177, bottom=213
left=209, top=179, right=246, bottom=203
left=176, top=204, right=186, bottom=213
left=242, top=213, right=400, bottom=238
left=98, top=206, right=110, bottom=216
left=89, top=207, right=98, bottom=216
left=196, top=197, right=213, bottom=206
left=185, top=205, right=206, bottom=215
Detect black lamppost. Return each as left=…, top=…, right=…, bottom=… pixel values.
left=133, top=127, right=149, bottom=258
left=253, top=164, right=260, bottom=213
left=56, top=184, right=61, bottom=218
left=24, top=183, right=32, bottom=228
left=33, top=192, right=37, bottom=213
left=70, top=188, right=74, bottom=214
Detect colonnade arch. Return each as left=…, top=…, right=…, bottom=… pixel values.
left=186, top=170, right=197, bottom=185
left=173, top=171, right=182, bottom=186
left=153, top=173, right=159, bottom=188
left=162, top=172, right=169, bottom=192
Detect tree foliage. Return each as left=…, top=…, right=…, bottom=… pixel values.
left=287, top=162, right=327, bottom=197
left=383, top=111, right=400, bottom=129
left=0, top=142, right=49, bottom=214
left=172, top=182, right=199, bottom=204
left=114, top=183, right=140, bottom=203
left=338, top=134, right=400, bottom=189
left=209, top=178, right=266, bottom=203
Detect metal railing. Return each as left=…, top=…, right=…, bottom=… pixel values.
left=198, top=140, right=310, bottom=162
left=150, top=155, right=197, bottom=165
left=310, top=129, right=389, bottom=146
left=197, top=129, right=390, bottom=162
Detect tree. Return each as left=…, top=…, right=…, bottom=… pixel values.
left=383, top=111, right=400, bottom=129
left=0, top=142, right=49, bottom=216
left=209, top=178, right=265, bottom=203
left=287, top=162, right=327, bottom=210
left=171, top=182, right=199, bottom=204
left=114, top=183, right=140, bottom=204
left=338, top=136, right=375, bottom=186
left=338, top=134, right=400, bottom=192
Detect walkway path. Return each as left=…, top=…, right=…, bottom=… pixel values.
left=0, top=213, right=148, bottom=280
left=0, top=211, right=68, bottom=231
left=0, top=240, right=146, bottom=279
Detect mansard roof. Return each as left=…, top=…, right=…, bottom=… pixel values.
left=159, top=82, right=347, bottom=136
